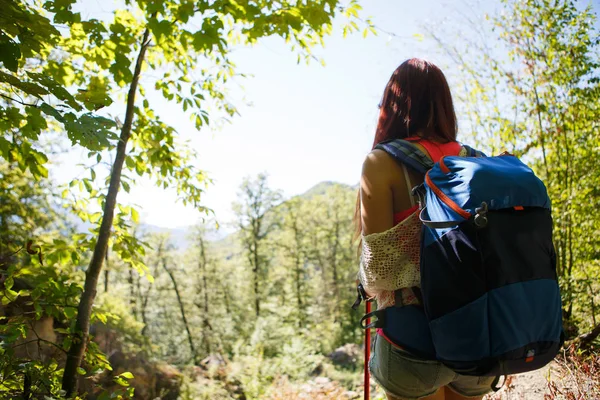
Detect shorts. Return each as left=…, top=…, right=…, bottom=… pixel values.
left=369, top=334, right=495, bottom=399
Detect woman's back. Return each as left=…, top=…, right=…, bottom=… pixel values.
left=361, top=138, right=461, bottom=234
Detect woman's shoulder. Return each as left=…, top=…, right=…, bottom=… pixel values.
left=362, top=149, right=404, bottom=192
left=362, top=149, right=398, bottom=176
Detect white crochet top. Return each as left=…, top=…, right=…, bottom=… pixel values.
left=357, top=209, right=422, bottom=310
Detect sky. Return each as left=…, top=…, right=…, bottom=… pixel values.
left=50, top=0, right=579, bottom=231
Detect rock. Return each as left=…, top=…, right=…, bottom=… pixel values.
left=310, top=362, right=324, bottom=376
left=79, top=347, right=182, bottom=399
left=200, top=354, right=227, bottom=370
left=329, top=344, right=361, bottom=367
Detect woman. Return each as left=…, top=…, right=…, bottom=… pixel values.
left=356, top=59, right=495, bottom=400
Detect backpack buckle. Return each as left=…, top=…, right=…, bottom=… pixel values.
left=412, top=184, right=427, bottom=209
left=352, top=283, right=371, bottom=310
left=474, top=201, right=489, bottom=227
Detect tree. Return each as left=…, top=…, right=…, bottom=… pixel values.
left=190, top=225, right=215, bottom=355
left=158, top=237, right=198, bottom=364
left=276, top=198, right=310, bottom=327
left=234, top=173, right=282, bottom=317
left=305, top=184, right=355, bottom=320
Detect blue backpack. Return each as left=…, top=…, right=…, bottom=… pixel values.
left=359, top=139, right=564, bottom=378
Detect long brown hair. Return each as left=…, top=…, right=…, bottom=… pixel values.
left=354, top=59, right=458, bottom=244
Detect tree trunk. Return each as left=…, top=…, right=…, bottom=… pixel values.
left=221, top=281, right=231, bottom=315
left=291, top=217, right=304, bottom=327
left=23, top=373, right=31, bottom=400
left=253, top=238, right=260, bottom=317
left=197, top=236, right=211, bottom=354
left=61, top=27, right=152, bottom=396
left=141, top=251, right=161, bottom=337
left=162, top=256, right=198, bottom=364
left=330, top=219, right=340, bottom=305
left=129, top=268, right=137, bottom=319
left=295, top=255, right=303, bottom=327
left=140, top=286, right=151, bottom=336
left=138, top=272, right=152, bottom=336
left=104, top=251, right=109, bottom=293
left=139, top=268, right=155, bottom=337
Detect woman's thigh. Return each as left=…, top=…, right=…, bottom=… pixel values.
left=386, top=388, right=444, bottom=400
left=386, top=385, right=487, bottom=400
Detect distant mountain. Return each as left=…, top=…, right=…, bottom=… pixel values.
left=136, top=225, right=191, bottom=249
left=137, top=223, right=228, bottom=250
left=299, top=181, right=357, bottom=198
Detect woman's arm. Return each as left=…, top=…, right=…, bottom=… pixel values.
left=358, top=150, right=421, bottom=299
left=360, top=149, right=394, bottom=235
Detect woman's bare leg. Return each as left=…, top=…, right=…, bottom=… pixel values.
left=444, top=386, right=485, bottom=400
left=386, top=388, right=445, bottom=400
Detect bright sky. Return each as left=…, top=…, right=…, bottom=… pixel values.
left=50, top=0, right=505, bottom=230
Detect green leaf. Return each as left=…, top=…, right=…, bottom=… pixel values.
left=0, top=71, right=49, bottom=98
left=40, top=103, right=65, bottom=123
left=118, top=372, right=134, bottom=379
left=131, top=207, right=139, bottom=223
left=4, top=277, right=14, bottom=291
left=63, top=113, right=116, bottom=151
left=97, top=392, right=111, bottom=400
left=114, top=377, right=129, bottom=387
left=77, top=367, right=86, bottom=375
left=0, top=32, right=21, bottom=72
left=64, top=307, right=76, bottom=319
left=95, top=312, right=107, bottom=324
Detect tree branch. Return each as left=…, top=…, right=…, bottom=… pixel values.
left=0, top=93, right=38, bottom=108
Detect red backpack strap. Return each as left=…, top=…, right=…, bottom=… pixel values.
left=406, top=137, right=461, bottom=162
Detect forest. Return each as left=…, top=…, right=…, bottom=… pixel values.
left=0, top=0, right=599, bottom=399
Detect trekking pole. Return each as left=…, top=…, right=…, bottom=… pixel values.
left=353, top=283, right=371, bottom=400
left=364, top=299, right=371, bottom=400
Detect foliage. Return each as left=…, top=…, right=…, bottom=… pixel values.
left=0, top=161, right=58, bottom=253
left=0, top=243, right=135, bottom=399
left=0, top=0, right=116, bottom=177
left=230, top=336, right=325, bottom=399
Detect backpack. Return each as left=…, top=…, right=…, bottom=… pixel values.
left=359, top=139, right=564, bottom=377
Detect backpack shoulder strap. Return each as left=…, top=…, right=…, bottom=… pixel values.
left=461, top=144, right=487, bottom=158
left=374, top=139, right=433, bottom=174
